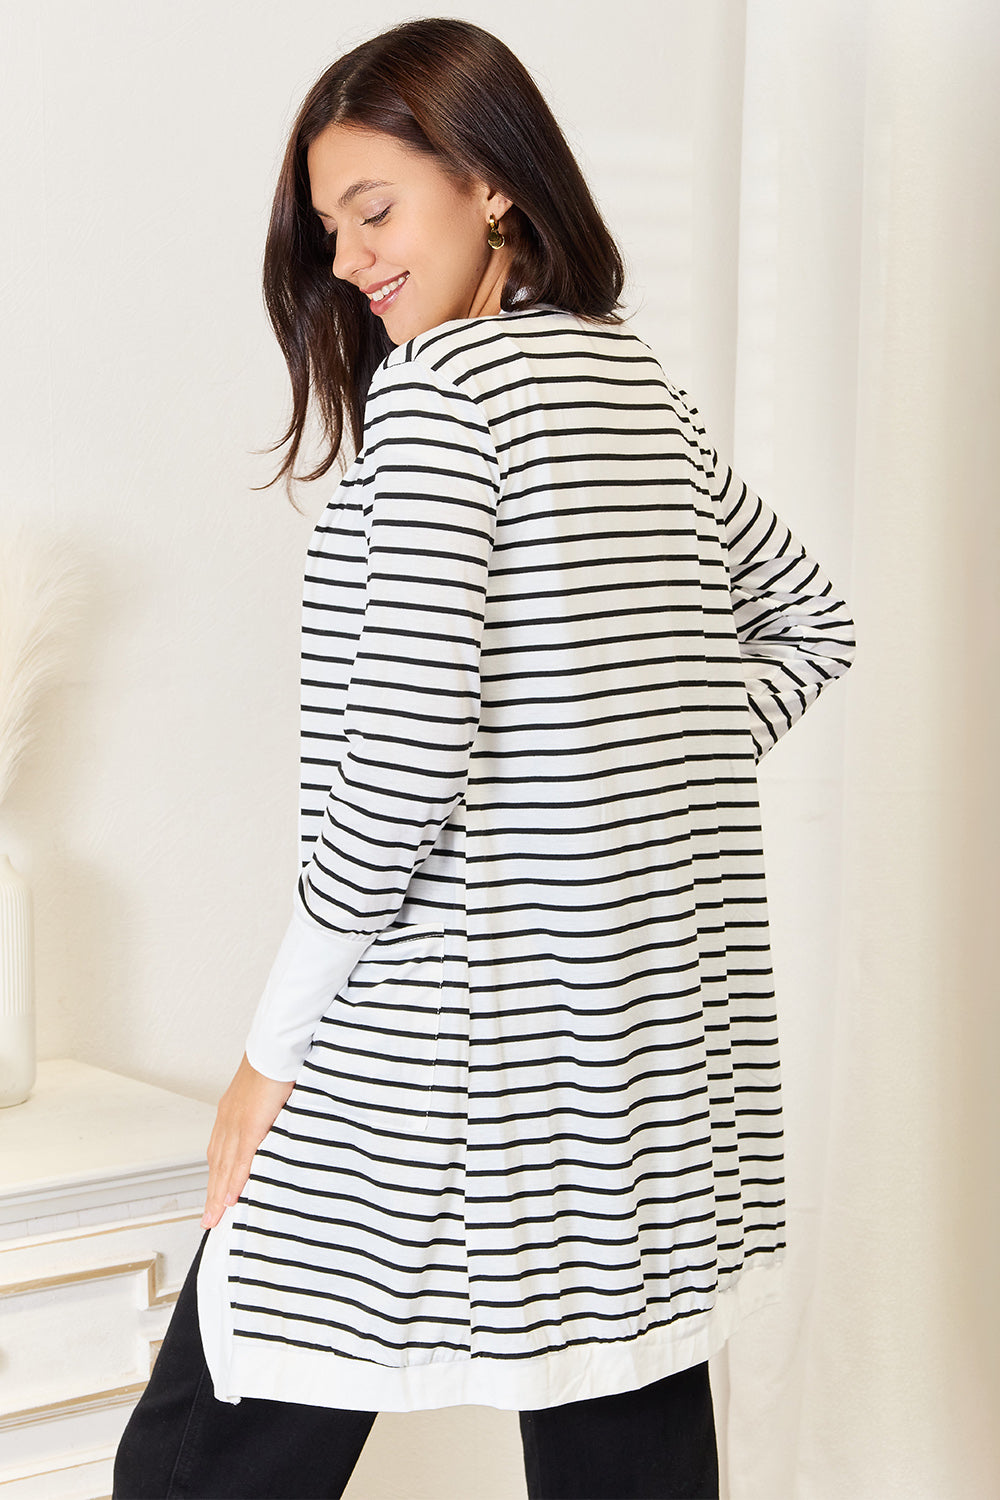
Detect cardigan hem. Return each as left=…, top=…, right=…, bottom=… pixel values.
left=197, top=1206, right=784, bottom=1413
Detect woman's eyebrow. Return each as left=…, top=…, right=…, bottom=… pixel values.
left=314, top=179, right=393, bottom=219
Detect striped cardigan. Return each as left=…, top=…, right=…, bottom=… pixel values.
left=198, top=306, right=855, bottom=1412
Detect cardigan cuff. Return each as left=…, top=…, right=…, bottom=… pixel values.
left=244, top=904, right=375, bottom=1082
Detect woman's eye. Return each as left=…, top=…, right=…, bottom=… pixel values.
left=316, top=206, right=386, bottom=250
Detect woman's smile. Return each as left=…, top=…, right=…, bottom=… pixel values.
left=363, top=271, right=409, bottom=312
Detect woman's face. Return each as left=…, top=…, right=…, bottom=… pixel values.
left=307, top=124, right=514, bottom=343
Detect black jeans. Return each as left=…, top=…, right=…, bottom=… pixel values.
left=113, top=1239, right=718, bottom=1500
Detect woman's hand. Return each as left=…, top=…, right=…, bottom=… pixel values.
left=201, top=1053, right=295, bottom=1229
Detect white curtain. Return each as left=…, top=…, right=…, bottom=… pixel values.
left=713, top=2, right=1000, bottom=1496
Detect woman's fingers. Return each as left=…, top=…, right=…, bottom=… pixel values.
left=202, top=1127, right=252, bottom=1227
left=202, top=1117, right=241, bottom=1227
left=201, top=1054, right=295, bottom=1228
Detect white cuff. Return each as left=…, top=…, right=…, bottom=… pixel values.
left=244, top=903, right=376, bottom=1081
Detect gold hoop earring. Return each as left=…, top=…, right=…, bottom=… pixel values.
left=487, top=214, right=505, bottom=249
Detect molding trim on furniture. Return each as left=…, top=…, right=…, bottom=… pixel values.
left=1, top=1256, right=180, bottom=1306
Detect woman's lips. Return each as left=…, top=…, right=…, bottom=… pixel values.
left=366, top=273, right=409, bottom=315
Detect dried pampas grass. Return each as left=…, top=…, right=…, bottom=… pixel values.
left=0, top=528, right=80, bottom=809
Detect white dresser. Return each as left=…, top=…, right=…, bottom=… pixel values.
left=0, top=1060, right=215, bottom=1499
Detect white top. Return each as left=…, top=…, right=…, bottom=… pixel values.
left=199, top=307, right=854, bottom=1412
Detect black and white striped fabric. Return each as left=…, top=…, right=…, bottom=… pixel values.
left=199, top=306, right=855, bottom=1412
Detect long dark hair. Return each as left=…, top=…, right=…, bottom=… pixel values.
left=261, top=17, right=627, bottom=495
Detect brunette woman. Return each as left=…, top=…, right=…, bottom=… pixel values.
left=114, top=17, right=853, bottom=1499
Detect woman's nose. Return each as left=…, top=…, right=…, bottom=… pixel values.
left=331, top=227, right=374, bottom=285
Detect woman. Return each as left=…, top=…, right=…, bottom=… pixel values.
left=114, top=17, right=854, bottom=1500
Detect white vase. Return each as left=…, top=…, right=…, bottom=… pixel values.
left=0, top=853, right=35, bottom=1107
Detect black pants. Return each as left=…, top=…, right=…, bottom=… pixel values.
left=114, top=1239, right=719, bottom=1500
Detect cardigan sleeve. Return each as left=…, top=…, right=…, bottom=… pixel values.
left=245, top=357, right=500, bottom=1080
left=709, top=457, right=856, bottom=761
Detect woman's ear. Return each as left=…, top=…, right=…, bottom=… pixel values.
left=483, top=184, right=514, bottom=222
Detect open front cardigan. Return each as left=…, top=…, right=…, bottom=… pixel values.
left=198, top=306, right=855, bottom=1412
